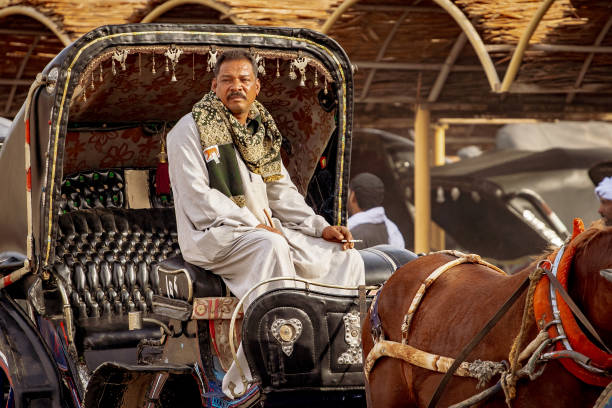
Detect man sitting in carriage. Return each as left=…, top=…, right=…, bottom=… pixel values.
left=166, top=49, right=365, bottom=402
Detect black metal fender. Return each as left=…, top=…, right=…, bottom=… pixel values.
left=0, top=291, right=64, bottom=407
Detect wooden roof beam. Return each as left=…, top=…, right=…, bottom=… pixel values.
left=0, top=28, right=57, bottom=37
left=0, top=79, right=32, bottom=86
left=4, top=35, right=39, bottom=115
left=486, top=44, right=612, bottom=54
left=0, top=6, right=70, bottom=46
left=358, top=10, right=409, bottom=102
left=431, top=0, right=501, bottom=92
left=140, top=0, right=241, bottom=24
left=354, top=61, right=482, bottom=72
left=427, top=32, right=467, bottom=103
left=566, top=16, right=612, bottom=104
left=351, top=5, right=446, bottom=13
left=500, top=0, right=555, bottom=93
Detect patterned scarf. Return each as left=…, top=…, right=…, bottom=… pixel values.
left=192, top=91, right=283, bottom=207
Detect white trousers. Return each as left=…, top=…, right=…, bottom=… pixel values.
left=188, top=228, right=365, bottom=398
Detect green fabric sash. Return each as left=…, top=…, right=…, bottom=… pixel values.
left=192, top=91, right=283, bottom=207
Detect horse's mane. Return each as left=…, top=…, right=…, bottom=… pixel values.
left=535, top=219, right=612, bottom=265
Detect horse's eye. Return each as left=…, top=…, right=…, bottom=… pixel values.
left=600, top=269, right=612, bottom=283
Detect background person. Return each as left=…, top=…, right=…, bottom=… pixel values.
left=347, top=172, right=405, bottom=250
left=595, top=176, right=612, bottom=226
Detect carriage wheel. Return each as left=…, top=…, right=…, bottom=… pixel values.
left=593, top=381, right=612, bottom=408
left=0, top=368, right=13, bottom=408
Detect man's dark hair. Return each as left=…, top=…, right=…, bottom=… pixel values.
left=213, top=49, right=258, bottom=78
left=350, top=172, right=385, bottom=211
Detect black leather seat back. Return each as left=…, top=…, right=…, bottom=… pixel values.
left=53, top=208, right=181, bottom=319
left=359, top=245, right=418, bottom=285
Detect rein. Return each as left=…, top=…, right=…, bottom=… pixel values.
left=426, top=274, right=530, bottom=408
left=366, top=223, right=611, bottom=408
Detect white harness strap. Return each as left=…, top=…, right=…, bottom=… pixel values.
left=365, top=252, right=506, bottom=380
left=365, top=340, right=473, bottom=381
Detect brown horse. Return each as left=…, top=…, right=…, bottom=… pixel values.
left=362, top=222, right=612, bottom=407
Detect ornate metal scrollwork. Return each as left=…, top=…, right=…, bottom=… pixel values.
left=338, top=310, right=363, bottom=365
left=271, top=318, right=302, bottom=357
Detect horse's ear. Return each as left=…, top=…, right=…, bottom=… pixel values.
left=572, top=218, right=585, bottom=240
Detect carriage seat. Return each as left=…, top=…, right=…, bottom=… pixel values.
left=52, top=208, right=182, bottom=351
left=154, top=245, right=418, bottom=307
left=360, top=245, right=418, bottom=285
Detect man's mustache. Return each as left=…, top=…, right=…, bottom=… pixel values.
left=228, top=92, right=246, bottom=99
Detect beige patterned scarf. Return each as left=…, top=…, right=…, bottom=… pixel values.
left=192, top=91, right=283, bottom=182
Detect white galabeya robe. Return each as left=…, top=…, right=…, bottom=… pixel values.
left=167, top=113, right=365, bottom=398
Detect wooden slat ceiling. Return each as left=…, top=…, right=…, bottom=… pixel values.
left=1, top=0, right=611, bottom=150
left=326, top=0, right=612, bottom=124
left=0, top=14, right=64, bottom=117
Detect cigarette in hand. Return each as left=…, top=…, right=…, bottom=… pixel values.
left=263, top=209, right=274, bottom=226
left=341, top=239, right=363, bottom=243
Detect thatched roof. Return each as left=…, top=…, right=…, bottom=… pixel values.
left=1, top=0, right=611, bottom=150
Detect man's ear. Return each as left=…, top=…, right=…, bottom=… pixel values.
left=211, top=78, right=217, bottom=92
left=255, top=78, right=261, bottom=96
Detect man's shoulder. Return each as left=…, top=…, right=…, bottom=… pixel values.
left=167, top=113, right=197, bottom=143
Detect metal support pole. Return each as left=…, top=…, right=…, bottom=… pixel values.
left=431, top=125, right=447, bottom=250
left=414, top=105, right=431, bottom=254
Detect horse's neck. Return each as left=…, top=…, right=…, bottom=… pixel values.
left=569, top=234, right=612, bottom=347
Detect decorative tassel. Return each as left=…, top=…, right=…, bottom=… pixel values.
left=256, top=54, right=266, bottom=76
left=111, top=49, right=129, bottom=75
left=90, top=71, right=95, bottom=89
left=164, top=46, right=183, bottom=82
left=324, top=77, right=328, bottom=95
left=112, top=59, right=116, bottom=76
left=289, top=61, right=296, bottom=80
left=314, top=68, right=318, bottom=87
left=155, top=126, right=171, bottom=195
left=152, top=53, right=156, bottom=75
left=276, top=59, right=280, bottom=78
left=99, top=64, right=103, bottom=82
left=207, top=48, right=218, bottom=72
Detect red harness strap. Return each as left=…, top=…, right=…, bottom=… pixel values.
left=534, top=219, right=612, bottom=387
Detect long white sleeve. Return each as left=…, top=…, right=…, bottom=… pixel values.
left=167, top=114, right=260, bottom=231
left=266, top=164, right=330, bottom=237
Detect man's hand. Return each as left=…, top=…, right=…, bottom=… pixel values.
left=256, top=224, right=282, bottom=235
left=322, top=225, right=354, bottom=250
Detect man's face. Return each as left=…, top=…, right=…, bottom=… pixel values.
left=211, top=58, right=260, bottom=123
left=599, top=197, right=612, bottom=226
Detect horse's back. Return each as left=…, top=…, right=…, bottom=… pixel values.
left=364, top=253, right=531, bottom=407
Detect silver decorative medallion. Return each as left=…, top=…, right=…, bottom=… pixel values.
left=271, top=318, right=302, bottom=357
left=338, top=310, right=363, bottom=365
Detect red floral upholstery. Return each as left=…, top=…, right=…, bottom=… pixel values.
left=67, top=48, right=336, bottom=194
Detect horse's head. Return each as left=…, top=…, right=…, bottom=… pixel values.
left=569, top=221, right=612, bottom=348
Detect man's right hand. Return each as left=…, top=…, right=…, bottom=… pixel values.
left=256, top=224, right=282, bottom=235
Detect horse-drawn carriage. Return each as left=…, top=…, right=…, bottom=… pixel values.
left=0, top=24, right=421, bottom=407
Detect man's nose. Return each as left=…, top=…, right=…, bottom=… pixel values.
left=229, top=79, right=243, bottom=91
